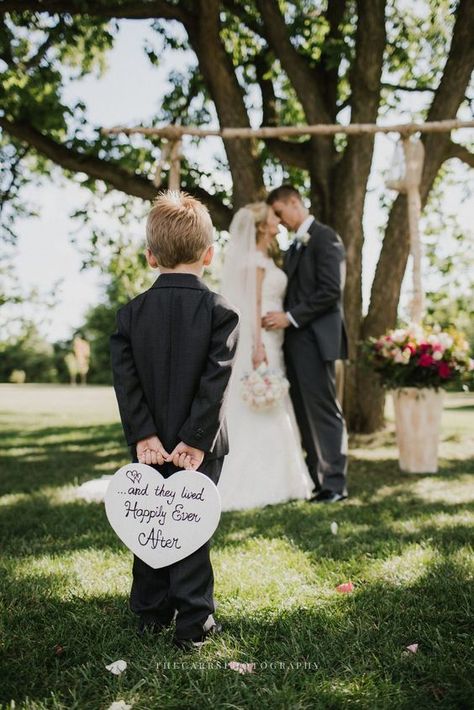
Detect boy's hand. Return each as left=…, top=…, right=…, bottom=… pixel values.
left=137, top=435, right=169, bottom=466
left=168, top=442, right=204, bottom=471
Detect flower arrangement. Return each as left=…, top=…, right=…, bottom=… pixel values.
left=241, top=365, right=290, bottom=411
left=363, top=323, right=472, bottom=390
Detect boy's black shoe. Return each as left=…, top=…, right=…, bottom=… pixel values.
left=173, top=617, right=222, bottom=651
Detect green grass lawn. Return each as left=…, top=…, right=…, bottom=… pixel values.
left=0, top=384, right=473, bottom=709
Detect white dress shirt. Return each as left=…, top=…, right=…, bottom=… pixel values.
left=286, top=215, right=315, bottom=327
left=295, top=215, right=315, bottom=247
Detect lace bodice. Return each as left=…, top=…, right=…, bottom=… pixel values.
left=255, top=251, right=287, bottom=312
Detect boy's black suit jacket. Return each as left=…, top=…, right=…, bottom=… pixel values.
left=110, top=273, right=239, bottom=461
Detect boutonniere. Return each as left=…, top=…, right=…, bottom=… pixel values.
left=297, top=232, right=311, bottom=247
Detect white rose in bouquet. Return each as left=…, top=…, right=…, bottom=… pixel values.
left=241, top=367, right=289, bottom=411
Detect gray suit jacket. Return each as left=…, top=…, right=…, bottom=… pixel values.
left=284, top=218, right=348, bottom=361
left=110, top=273, right=239, bottom=460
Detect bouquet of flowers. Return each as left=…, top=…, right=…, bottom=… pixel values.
left=363, top=323, right=472, bottom=390
left=241, top=365, right=290, bottom=411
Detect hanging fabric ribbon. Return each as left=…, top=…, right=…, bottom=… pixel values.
left=152, top=138, right=183, bottom=190
left=386, top=136, right=425, bottom=324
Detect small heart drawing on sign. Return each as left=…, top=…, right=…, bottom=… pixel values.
left=105, top=463, right=221, bottom=569
left=126, top=470, right=142, bottom=485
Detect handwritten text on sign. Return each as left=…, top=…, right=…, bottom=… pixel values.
left=105, top=463, right=222, bottom=568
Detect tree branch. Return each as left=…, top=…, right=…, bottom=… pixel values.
left=382, top=81, right=436, bottom=93
left=255, top=53, right=310, bottom=170
left=0, top=0, right=192, bottom=24
left=382, top=81, right=473, bottom=111
left=0, top=145, right=29, bottom=208
left=365, top=0, right=474, bottom=337
left=256, top=0, right=338, bottom=217
left=221, top=0, right=265, bottom=40
left=322, top=0, right=347, bottom=118
left=186, top=0, right=264, bottom=207
left=445, top=140, right=474, bottom=167
left=0, top=117, right=158, bottom=197
left=326, top=0, right=347, bottom=34
left=263, top=138, right=310, bottom=170
left=256, top=0, right=331, bottom=125
left=22, top=21, right=67, bottom=70
left=332, top=0, right=386, bottom=356
left=255, top=54, right=277, bottom=127
left=0, top=117, right=231, bottom=228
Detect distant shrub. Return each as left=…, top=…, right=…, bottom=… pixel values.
left=9, top=369, right=26, bottom=384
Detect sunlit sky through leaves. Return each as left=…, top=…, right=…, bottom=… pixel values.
left=11, top=20, right=473, bottom=342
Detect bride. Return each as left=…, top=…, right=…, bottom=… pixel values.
left=217, top=202, right=312, bottom=511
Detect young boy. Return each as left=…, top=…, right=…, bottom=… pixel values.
left=110, top=191, right=239, bottom=649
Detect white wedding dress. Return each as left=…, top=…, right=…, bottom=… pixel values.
left=218, top=250, right=312, bottom=511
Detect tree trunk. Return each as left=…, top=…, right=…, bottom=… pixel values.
left=355, top=0, right=474, bottom=433
left=188, top=1, right=265, bottom=208
left=331, top=0, right=386, bottom=429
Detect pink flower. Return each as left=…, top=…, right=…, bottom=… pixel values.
left=418, top=354, right=434, bottom=367
left=438, top=362, right=451, bottom=379
left=336, top=581, right=354, bottom=593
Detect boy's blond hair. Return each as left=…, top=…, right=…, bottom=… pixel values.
left=146, top=191, right=214, bottom=268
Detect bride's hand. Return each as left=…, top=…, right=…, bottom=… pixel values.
left=252, top=343, right=268, bottom=369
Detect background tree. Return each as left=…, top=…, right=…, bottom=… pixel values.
left=1, top=0, right=473, bottom=430
left=423, top=177, right=474, bottom=353
left=0, top=322, right=57, bottom=382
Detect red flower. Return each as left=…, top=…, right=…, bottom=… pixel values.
left=419, top=343, right=431, bottom=354
left=438, top=362, right=451, bottom=379
left=418, top=354, right=434, bottom=367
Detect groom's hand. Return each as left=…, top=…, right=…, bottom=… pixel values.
left=262, top=311, right=290, bottom=330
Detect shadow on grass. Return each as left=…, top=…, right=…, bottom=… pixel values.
left=0, top=422, right=127, bottom=495
left=1, top=418, right=473, bottom=563
left=1, top=475, right=473, bottom=565
left=1, top=557, right=472, bottom=708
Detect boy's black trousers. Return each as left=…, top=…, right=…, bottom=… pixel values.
left=128, top=456, right=223, bottom=640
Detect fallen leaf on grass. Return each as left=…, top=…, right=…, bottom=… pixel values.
left=105, top=660, right=127, bottom=675
left=106, top=702, right=132, bottom=710
left=406, top=643, right=419, bottom=654
left=336, top=582, right=354, bottom=593
left=53, top=644, right=65, bottom=656
left=330, top=522, right=338, bottom=535
left=228, top=661, right=255, bottom=675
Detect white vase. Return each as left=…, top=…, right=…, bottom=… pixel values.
left=391, top=387, right=444, bottom=473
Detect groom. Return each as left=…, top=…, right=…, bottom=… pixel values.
left=263, top=185, right=348, bottom=503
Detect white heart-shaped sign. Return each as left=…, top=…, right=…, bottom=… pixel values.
left=105, top=463, right=221, bottom=568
